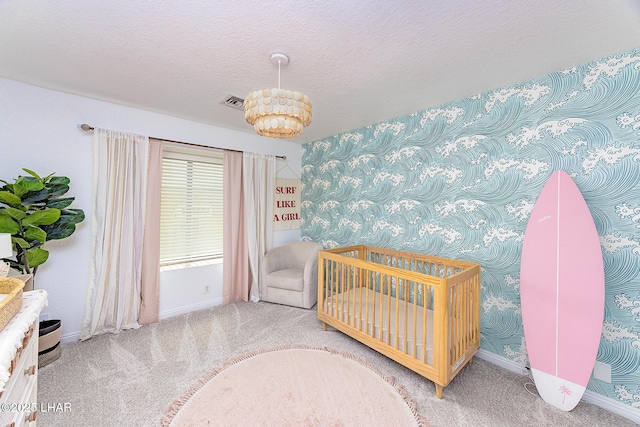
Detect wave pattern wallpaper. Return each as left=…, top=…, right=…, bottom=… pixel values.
left=301, top=48, right=640, bottom=408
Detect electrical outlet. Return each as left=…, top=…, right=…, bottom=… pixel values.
left=204, top=285, right=210, bottom=294
left=593, top=361, right=611, bottom=383
left=40, top=312, right=51, bottom=321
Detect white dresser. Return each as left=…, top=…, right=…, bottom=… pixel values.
left=0, top=291, right=48, bottom=427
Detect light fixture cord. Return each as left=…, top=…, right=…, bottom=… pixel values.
left=278, top=59, right=281, bottom=90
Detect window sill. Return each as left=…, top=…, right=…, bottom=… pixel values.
left=160, top=258, right=223, bottom=272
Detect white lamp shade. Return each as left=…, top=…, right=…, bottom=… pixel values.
left=0, top=233, right=13, bottom=258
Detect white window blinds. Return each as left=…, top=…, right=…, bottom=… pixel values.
left=160, top=148, right=223, bottom=264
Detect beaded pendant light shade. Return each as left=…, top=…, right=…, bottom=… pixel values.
left=244, top=53, right=312, bottom=138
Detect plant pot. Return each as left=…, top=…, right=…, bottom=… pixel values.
left=38, top=319, right=61, bottom=367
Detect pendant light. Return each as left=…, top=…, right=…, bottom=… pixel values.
left=244, top=53, right=312, bottom=138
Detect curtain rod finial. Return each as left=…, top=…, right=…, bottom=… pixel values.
left=79, top=123, right=93, bottom=131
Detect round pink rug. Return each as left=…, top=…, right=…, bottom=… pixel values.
left=162, top=345, right=428, bottom=426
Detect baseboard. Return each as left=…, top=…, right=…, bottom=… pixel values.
left=475, top=348, right=529, bottom=376
left=60, top=331, right=80, bottom=344
left=159, top=298, right=223, bottom=320
left=475, top=349, right=640, bottom=424
left=582, top=388, right=640, bottom=424
left=58, top=299, right=224, bottom=344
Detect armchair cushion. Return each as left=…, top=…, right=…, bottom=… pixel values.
left=267, top=269, right=304, bottom=292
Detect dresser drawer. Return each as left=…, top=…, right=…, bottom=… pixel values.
left=0, top=321, right=39, bottom=427
left=1, top=404, right=37, bottom=427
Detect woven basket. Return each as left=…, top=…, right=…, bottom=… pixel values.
left=38, top=342, right=61, bottom=368
left=0, top=278, right=25, bottom=331
left=38, top=319, right=62, bottom=367
left=39, top=320, right=61, bottom=350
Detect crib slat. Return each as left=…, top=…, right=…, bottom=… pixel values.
left=422, top=283, right=428, bottom=363
left=403, top=276, right=408, bottom=357
left=364, top=267, right=370, bottom=334
left=351, top=266, right=356, bottom=328
left=387, top=274, right=400, bottom=350
left=412, top=280, right=418, bottom=360
left=340, top=260, right=345, bottom=321
left=464, top=279, right=471, bottom=349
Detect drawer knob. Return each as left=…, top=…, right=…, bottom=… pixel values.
left=24, top=410, right=37, bottom=422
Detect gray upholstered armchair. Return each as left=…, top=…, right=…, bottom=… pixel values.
left=260, top=241, right=324, bottom=309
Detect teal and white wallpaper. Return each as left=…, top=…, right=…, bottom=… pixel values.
left=301, top=48, right=640, bottom=408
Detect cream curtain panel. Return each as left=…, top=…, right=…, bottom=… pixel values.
left=80, top=129, right=161, bottom=340
left=243, top=152, right=275, bottom=302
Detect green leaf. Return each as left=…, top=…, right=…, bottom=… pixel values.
left=12, top=237, right=30, bottom=248
left=46, top=197, right=74, bottom=210
left=22, top=168, right=42, bottom=180
left=61, top=208, right=85, bottom=224
left=21, top=189, right=48, bottom=204
left=0, top=191, right=22, bottom=207
left=48, top=176, right=70, bottom=186
left=26, top=247, right=49, bottom=268
left=19, top=177, right=41, bottom=187
left=45, top=184, right=70, bottom=199
left=16, top=179, right=44, bottom=193
left=41, top=222, right=76, bottom=240
left=22, top=209, right=60, bottom=226
left=0, top=207, right=26, bottom=220
left=0, top=216, right=20, bottom=234
left=11, top=181, right=28, bottom=198
left=1, top=183, right=16, bottom=193
left=24, top=226, right=47, bottom=243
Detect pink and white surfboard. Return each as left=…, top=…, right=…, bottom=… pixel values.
left=520, top=170, right=604, bottom=411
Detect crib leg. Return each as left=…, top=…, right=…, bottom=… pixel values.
left=322, top=322, right=327, bottom=331
left=435, top=384, right=443, bottom=399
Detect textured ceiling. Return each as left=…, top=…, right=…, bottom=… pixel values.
left=2, top=1, right=640, bottom=144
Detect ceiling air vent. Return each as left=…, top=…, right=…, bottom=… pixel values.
left=221, top=95, right=245, bottom=111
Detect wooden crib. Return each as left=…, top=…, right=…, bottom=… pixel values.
left=317, top=245, right=481, bottom=398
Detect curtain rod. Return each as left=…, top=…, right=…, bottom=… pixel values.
left=78, top=124, right=287, bottom=160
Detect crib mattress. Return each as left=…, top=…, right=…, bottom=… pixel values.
left=325, top=288, right=434, bottom=365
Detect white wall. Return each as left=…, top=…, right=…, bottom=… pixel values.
left=0, top=77, right=302, bottom=342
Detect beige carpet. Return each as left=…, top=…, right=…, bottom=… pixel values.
left=162, top=345, right=427, bottom=426
left=37, top=301, right=637, bottom=426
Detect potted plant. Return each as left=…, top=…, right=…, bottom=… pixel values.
left=0, top=168, right=85, bottom=366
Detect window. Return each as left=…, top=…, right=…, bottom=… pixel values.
left=160, top=146, right=223, bottom=265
